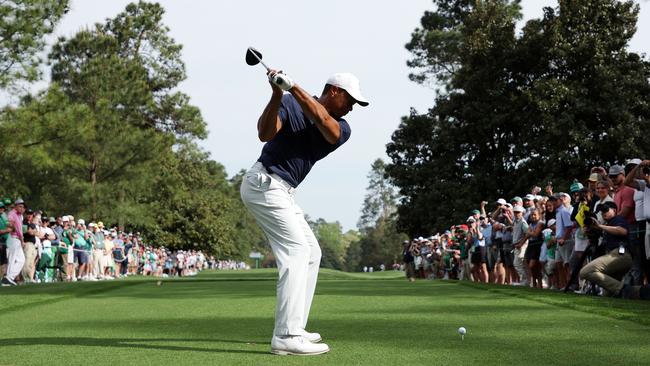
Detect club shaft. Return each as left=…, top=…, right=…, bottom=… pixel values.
left=249, top=48, right=270, bottom=71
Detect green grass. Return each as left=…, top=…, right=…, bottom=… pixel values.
left=1, top=269, right=649, bottom=365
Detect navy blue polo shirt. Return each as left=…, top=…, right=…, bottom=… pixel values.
left=258, top=94, right=351, bottom=188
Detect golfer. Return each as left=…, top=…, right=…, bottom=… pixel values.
left=240, top=69, right=368, bottom=355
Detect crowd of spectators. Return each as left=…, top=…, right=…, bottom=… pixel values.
left=0, top=200, right=249, bottom=286
left=401, top=159, right=650, bottom=299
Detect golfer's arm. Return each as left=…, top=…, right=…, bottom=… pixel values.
left=289, top=85, right=340, bottom=144
left=257, top=91, right=283, bottom=142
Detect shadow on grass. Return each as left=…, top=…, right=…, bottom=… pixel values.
left=0, top=337, right=269, bottom=355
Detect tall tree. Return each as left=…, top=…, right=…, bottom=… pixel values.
left=357, top=159, right=399, bottom=233
left=45, top=1, right=205, bottom=220
left=0, top=0, right=69, bottom=89
left=387, top=0, right=650, bottom=235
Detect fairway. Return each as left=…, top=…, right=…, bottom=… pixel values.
left=1, top=270, right=649, bottom=366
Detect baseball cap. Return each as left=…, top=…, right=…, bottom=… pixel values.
left=524, top=194, right=535, bottom=201
left=14, top=198, right=24, bottom=205
left=0, top=201, right=4, bottom=208
left=496, top=198, right=507, bottom=205
left=471, top=209, right=480, bottom=215
left=597, top=201, right=617, bottom=213
left=511, top=196, right=522, bottom=203
left=547, top=219, right=556, bottom=227
left=467, top=216, right=476, bottom=223
left=626, top=158, right=642, bottom=166
left=588, top=173, right=599, bottom=182
left=608, top=165, right=624, bottom=176
left=569, top=181, right=584, bottom=193
left=513, top=206, right=525, bottom=213
left=504, top=203, right=513, bottom=209
left=325, top=73, right=369, bottom=106
left=78, top=219, right=85, bottom=225
left=2, top=198, right=11, bottom=206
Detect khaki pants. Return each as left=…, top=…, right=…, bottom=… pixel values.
left=21, top=242, right=37, bottom=282
left=92, top=249, right=104, bottom=278
left=580, top=248, right=632, bottom=296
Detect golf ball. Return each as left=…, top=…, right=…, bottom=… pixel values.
left=458, top=327, right=466, bottom=335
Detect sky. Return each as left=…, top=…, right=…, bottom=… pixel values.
left=20, top=0, right=650, bottom=231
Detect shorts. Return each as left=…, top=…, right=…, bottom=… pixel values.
left=0, top=243, right=7, bottom=265
left=470, top=246, right=487, bottom=265
left=499, top=248, right=514, bottom=267
left=486, top=246, right=499, bottom=271
left=539, top=243, right=548, bottom=262
left=525, top=244, right=542, bottom=261
left=574, top=237, right=589, bottom=252
left=74, top=250, right=88, bottom=264
left=545, top=260, right=556, bottom=275
left=556, top=239, right=574, bottom=265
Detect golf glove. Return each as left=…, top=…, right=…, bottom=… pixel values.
left=269, top=72, right=294, bottom=91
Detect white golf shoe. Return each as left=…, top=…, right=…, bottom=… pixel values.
left=297, top=329, right=322, bottom=343
left=270, top=335, right=329, bottom=356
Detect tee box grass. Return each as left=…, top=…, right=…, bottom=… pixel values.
left=1, top=269, right=649, bottom=365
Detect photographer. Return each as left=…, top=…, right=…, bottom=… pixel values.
left=624, top=159, right=650, bottom=285
left=579, top=202, right=632, bottom=297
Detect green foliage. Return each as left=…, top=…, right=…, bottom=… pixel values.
left=0, top=1, right=262, bottom=257
left=351, top=217, right=407, bottom=271
left=357, top=158, right=399, bottom=233
left=0, top=0, right=69, bottom=88
left=349, top=158, right=406, bottom=271
left=388, top=0, right=650, bottom=235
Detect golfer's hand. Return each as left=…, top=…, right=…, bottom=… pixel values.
left=268, top=69, right=294, bottom=91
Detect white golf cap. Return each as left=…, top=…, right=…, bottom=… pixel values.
left=326, top=73, right=369, bottom=106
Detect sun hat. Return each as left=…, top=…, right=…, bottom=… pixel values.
left=325, top=73, right=369, bottom=106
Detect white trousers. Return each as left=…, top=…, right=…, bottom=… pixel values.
left=6, top=237, right=25, bottom=281
left=240, top=162, right=321, bottom=336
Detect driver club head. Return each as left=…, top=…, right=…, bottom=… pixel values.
left=246, top=47, right=265, bottom=67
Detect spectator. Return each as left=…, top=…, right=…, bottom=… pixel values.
left=91, top=223, right=105, bottom=279
left=468, top=217, right=487, bottom=283
left=568, top=182, right=590, bottom=290
left=524, top=208, right=544, bottom=288
left=610, top=164, right=635, bottom=224
left=624, top=159, right=650, bottom=286
left=512, top=206, right=529, bottom=286
left=501, top=203, right=516, bottom=284
left=523, top=194, right=536, bottom=221
left=491, top=199, right=509, bottom=284
left=554, top=193, right=574, bottom=289
left=0, top=200, right=9, bottom=278
left=543, top=219, right=558, bottom=289
left=579, top=201, right=632, bottom=297
left=3, top=199, right=26, bottom=286
left=22, top=209, right=38, bottom=283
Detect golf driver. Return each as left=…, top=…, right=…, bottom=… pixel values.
left=246, top=46, right=292, bottom=89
